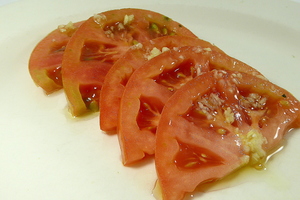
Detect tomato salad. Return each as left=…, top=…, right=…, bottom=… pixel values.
left=155, top=70, right=300, bottom=199
left=118, top=45, right=266, bottom=165
left=29, top=21, right=84, bottom=94
left=62, top=8, right=196, bottom=116
left=100, top=35, right=224, bottom=132
left=28, top=8, right=300, bottom=200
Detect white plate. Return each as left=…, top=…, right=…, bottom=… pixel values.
left=1, top=0, right=300, bottom=199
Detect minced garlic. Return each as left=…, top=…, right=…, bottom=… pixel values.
left=239, top=129, right=267, bottom=168
left=130, top=42, right=143, bottom=50
left=124, top=14, right=134, bottom=25
left=224, top=107, right=235, bottom=124
left=58, top=21, right=77, bottom=36
left=58, top=21, right=75, bottom=32
left=146, top=47, right=170, bottom=60
left=196, top=93, right=225, bottom=120
left=240, top=93, right=267, bottom=109
left=93, top=13, right=107, bottom=25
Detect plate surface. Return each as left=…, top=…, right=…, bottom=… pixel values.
left=0, top=0, right=300, bottom=199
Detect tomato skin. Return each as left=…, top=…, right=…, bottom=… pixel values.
left=100, top=36, right=223, bottom=132
left=155, top=70, right=300, bottom=200
left=61, top=8, right=197, bottom=116
left=118, top=45, right=266, bottom=165
left=29, top=21, right=83, bottom=94
left=99, top=45, right=148, bottom=132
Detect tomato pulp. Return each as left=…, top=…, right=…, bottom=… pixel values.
left=29, top=21, right=84, bottom=94
left=100, top=36, right=224, bottom=132
left=118, top=46, right=265, bottom=165
left=155, top=70, right=300, bottom=200
left=61, top=8, right=197, bottom=116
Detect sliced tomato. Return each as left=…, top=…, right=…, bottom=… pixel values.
left=118, top=46, right=265, bottom=165
left=155, top=70, right=300, bottom=200
left=61, top=8, right=197, bottom=116
left=29, top=21, right=84, bottom=94
left=100, top=35, right=224, bottom=132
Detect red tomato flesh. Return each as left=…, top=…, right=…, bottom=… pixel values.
left=29, top=21, right=84, bottom=94
left=155, top=70, right=300, bottom=200
left=61, top=8, right=197, bottom=116
left=100, top=36, right=224, bottom=132
left=118, top=46, right=265, bottom=165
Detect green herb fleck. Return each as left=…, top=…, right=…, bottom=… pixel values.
left=282, top=94, right=287, bottom=98
left=150, top=23, right=159, bottom=32
left=162, top=27, right=168, bottom=35
left=163, top=16, right=171, bottom=21
left=132, top=40, right=139, bottom=45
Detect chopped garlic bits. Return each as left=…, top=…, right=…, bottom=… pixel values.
left=124, top=14, right=134, bottom=25
left=130, top=42, right=143, bottom=50
left=238, top=129, right=267, bottom=169
left=191, top=46, right=203, bottom=53
left=162, top=47, right=170, bottom=53
left=224, top=107, right=235, bottom=124
left=203, top=47, right=212, bottom=52
left=93, top=13, right=107, bottom=25
left=58, top=21, right=77, bottom=36
left=93, top=13, right=135, bottom=39
left=240, top=93, right=268, bottom=110
left=146, top=47, right=170, bottom=60
left=193, top=80, right=268, bottom=170
left=196, top=93, right=225, bottom=120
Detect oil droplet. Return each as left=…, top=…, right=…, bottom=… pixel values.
left=152, top=180, right=163, bottom=200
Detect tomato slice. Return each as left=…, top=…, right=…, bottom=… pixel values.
left=155, top=70, right=300, bottom=200
left=118, top=46, right=265, bottom=165
left=61, top=8, right=197, bottom=116
left=29, top=21, right=84, bottom=94
left=100, top=35, right=224, bottom=132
